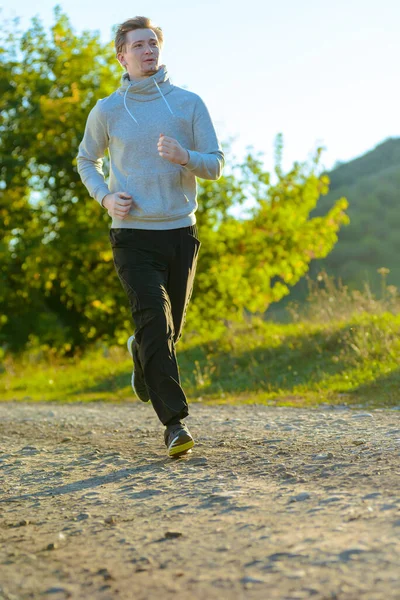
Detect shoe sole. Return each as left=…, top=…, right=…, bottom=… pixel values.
left=168, top=438, right=195, bottom=457
left=127, top=335, right=136, bottom=394
left=127, top=335, right=135, bottom=357
left=127, top=335, right=150, bottom=403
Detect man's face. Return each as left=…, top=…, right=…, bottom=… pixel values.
left=118, top=28, right=161, bottom=80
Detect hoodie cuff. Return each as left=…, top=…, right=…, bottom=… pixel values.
left=181, top=149, right=199, bottom=171
left=95, top=185, right=111, bottom=207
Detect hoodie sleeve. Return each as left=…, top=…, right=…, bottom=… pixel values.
left=182, top=95, right=225, bottom=180
left=76, top=101, right=111, bottom=207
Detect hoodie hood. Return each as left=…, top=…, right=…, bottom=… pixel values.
left=118, top=64, right=174, bottom=102
left=118, top=64, right=175, bottom=125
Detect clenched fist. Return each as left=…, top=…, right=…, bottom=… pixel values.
left=157, top=134, right=189, bottom=165
left=102, top=192, right=138, bottom=219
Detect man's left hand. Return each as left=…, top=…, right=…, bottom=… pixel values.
left=157, top=134, right=189, bottom=165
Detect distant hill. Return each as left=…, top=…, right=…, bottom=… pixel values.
left=328, top=137, right=400, bottom=191
left=278, top=137, right=400, bottom=309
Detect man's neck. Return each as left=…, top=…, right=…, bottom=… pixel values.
left=127, top=65, right=161, bottom=82
left=128, top=74, right=151, bottom=81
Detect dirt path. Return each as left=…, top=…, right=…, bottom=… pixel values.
left=0, top=401, right=399, bottom=600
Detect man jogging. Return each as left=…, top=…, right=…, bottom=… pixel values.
left=77, top=16, right=225, bottom=458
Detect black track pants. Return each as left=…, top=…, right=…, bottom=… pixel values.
left=109, top=224, right=201, bottom=425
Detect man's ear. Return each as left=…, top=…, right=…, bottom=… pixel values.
left=117, top=52, right=126, bottom=67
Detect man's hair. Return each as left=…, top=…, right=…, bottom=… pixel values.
left=114, top=17, right=164, bottom=56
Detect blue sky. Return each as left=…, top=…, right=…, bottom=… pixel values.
left=3, top=0, right=400, bottom=174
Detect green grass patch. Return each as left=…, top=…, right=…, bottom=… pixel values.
left=1, top=310, right=399, bottom=408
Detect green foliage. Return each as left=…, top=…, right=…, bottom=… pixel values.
left=189, top=140, right=349, bottom=334
left=1, top=10, right=349, bottom=356
left=1, top=10, right=121, bottom=353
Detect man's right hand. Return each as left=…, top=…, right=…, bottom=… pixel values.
left=102, top=192, right=135, bottom=219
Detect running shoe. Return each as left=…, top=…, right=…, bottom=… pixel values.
left=164, top=422, right=194, bottom=458
left=127, top=335, right=150, bottom=403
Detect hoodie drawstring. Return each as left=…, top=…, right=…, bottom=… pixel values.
left=153, top=80, right=174, bottom=115
left=123, top=83, right=138, bottom=124
left=123, top=79, right=174, bottom=125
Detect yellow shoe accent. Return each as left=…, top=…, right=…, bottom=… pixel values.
left=168, top=439, right=194, bottom=457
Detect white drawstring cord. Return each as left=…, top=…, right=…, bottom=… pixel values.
left=123, top=83, right=138, bottom=124
left=153, top=79, right=174, bottom=115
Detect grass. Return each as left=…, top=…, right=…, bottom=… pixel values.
left=1, top=270, right=399, bottom=408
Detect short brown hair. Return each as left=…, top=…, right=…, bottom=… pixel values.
left=114, top=17, right=164, bottom=56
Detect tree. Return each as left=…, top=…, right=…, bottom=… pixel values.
left=1, top=9, right=122, bottom=353
left=188, top=138, right=349, bottom=335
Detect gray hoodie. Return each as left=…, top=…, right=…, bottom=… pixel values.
left=77, top=64, right=225, bottom=230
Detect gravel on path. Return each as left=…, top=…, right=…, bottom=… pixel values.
left=0, top=401, right=399, bottom=600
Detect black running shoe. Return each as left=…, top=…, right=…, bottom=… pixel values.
left=164, top=422, right=194, bottom=458
left=127, top=335, right=150, bottom=403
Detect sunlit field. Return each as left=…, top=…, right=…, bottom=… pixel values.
left=2, top=272, right=399, bottom=408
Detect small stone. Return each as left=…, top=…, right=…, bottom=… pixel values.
left=338, top=548, right=367, bottom=562
left=320, top=496, right=342, bottom=504
left=380, top=504, right=397, bottom=511
left=352, top=439, right=366, bottom=446
left=43, top=587, right=70, bottom=595
left=97, top=568, right=114, bottom=580
left=20, top=445, right=39, bottom=454
left=286, top=569, right=306, bottom=579
left=346, top=512, right=362, bottom=521
left=313, top=452, right=334, bottom=460
left=61, top=437, right=72, bottom=443
left=105, top=516, right=117, bottom=525
left=19, top=519, right=30, bottom=526
left=241, top=576, right=266, bottom=584
left=46, top=542, right=57, bottom=550
left=165, top=531, right=183, bottom=539
left=130, top=556, right=153, bottom=570
left=289, top=492, right=311, bottom=503
left=268, top=552, right=302, bottom=561
left=76, top=513, right=90, bottom=521
left=351, top=412, right=373, bottom=419
left=363, top=492, right=381, bottom=500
